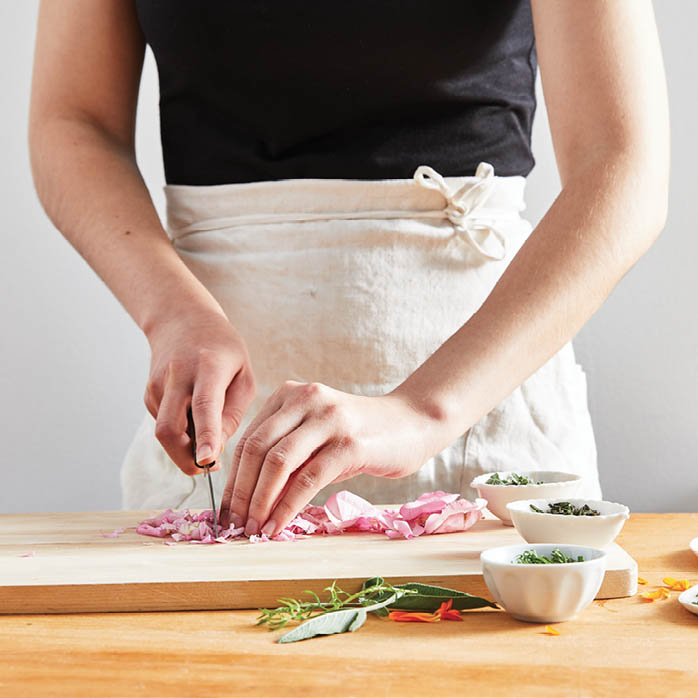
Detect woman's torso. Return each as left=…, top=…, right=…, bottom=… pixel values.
left=135, top=0, right=537, bottom=185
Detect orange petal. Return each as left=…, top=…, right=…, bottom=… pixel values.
left=665, top=579, right=691, bottom=591
left=442, top=610, right=463, bottom=621
left=388, top=611, right=441, bottom=623
left=637, top=577, right=648, bottom=585
left=542, top=625, right=560, bottom=636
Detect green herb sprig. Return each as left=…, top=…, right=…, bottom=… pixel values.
left=516, top=548, right=585, bottom=564
left=530, top=501, right=600, bottom=516
left=485, top=473, right=543, bottom=486
left=257, top=577, right=498, bottom=643
left=256, top=579, right=406, bottom=631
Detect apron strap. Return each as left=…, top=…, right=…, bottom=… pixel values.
left=413, top=162, right=507, bottom=261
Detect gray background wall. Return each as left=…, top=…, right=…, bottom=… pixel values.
left=1, top=2, right=695, bottom=514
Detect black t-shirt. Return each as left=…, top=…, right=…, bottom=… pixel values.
left=135, top=0, right=538, bottom=185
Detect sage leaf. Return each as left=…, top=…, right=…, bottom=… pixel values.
left=391, top=583, right=498, bottom=611
left=277, top=592, right=399, bottom=643
left=361, top=578, right=498, bottom=611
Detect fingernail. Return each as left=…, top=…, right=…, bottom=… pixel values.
left=261, top=520, right=277, bottom=537
left=196, top=444, right=213, bottom=463
left=231, top=513, right=243, bottom=529
left=245, top=518, right=259, bottom=537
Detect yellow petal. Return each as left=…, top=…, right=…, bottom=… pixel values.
left=663, top=577, right=677, bottom=586
left=637, top=577, right=648, bottom=585
left=543, top=625, right=561, bottom=636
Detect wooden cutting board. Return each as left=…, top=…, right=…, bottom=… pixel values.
left=0, top=509, right=638, bottom=614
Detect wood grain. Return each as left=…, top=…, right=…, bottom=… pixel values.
left=0, top=509, right=636, bottom=613
left=0, top=514, right=696, bottom=698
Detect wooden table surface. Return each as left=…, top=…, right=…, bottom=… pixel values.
left=2, top=513, right=697, bottom=698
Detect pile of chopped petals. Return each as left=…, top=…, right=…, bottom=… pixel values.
left=136, top=490, right=488, bottom=545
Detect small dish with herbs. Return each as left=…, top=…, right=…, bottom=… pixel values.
left=678, top=584, right=698, bottom=618
left=481, top=543, right=606, bottom=623
left=470, top=471, right=582, bottom=525
left=506, top=497, right=630, bottom=548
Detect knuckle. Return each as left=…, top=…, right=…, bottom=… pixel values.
left=191, top=393, right=217, bottom=413
left=223, top=405, right=244, bottom=431
left=294, top=468, right=318, bottom=492
left=242, top=434, right=267, bottom=458
left=195, top=427, right=217, bottom=444
left=264, top=447, right=289, bottom=472
left=233, top=438, right=246, bottom=459
left=304, top=381, right=324, bottom=397
left=336, top=434, right=358, bottom=452
left=230, top=489, right=249, bottom=506
left=196, top=347, right=220, bottom=368
left=154, top=420, right=176, bottom=442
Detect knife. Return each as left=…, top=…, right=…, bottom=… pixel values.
left=186, top=406, right=219, bottom=538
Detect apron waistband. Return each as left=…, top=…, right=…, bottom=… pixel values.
left=165, top=162, right=527, bottom=261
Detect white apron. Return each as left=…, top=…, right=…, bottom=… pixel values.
left=121, top=163, right=602, bottom=509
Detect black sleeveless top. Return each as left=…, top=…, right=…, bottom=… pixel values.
left=135, top=1, right=537, bottom=185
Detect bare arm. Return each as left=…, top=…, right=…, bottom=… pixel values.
left=391, top=0, right=670, bottom=431
left=30, top=0, right=256, bottom=473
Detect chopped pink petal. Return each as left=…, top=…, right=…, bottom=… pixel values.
left=324, top=490, right=379, bottom=529
left=423, top=498, right=488, bottom=534
left=135, top=491, right=488, bottom=545
left=399, top=491, right=460, bottom=521
left=100, top=527, right=126, bottom=538
left=19, top=551, right=36, bottom=558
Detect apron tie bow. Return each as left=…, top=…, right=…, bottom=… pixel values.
left=413, top=162, right=507, bottom=261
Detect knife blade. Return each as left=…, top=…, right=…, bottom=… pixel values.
left=186, top=406, right=219, bottom=538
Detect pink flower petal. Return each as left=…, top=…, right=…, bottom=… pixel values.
left=135, top=492, right=488, bottom=544
left=100, top=527, right=126, bottom=538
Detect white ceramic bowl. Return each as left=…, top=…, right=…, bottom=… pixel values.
left=507, top=498, right=630, bottom=548
left=689, top=537, right=698, bottom=559
left=678, top=584, right=698, bottom=617
left=470, top=471, right=582, bottom=525
left=481, top=543, right=606, bottom=623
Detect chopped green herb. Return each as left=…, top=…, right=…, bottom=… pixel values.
left=515, top=548, right=585, bottom=564
left=485, top=472, right=543, bottom=486
left=530, top=501, right=600, bottom=516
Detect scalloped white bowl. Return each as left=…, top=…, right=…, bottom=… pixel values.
left=678, top=584, right=698, bottom=617
left=506, top=498, right=630, bottom=548
left=470, top=471, right=582, bottom=525
left=481, top=543, right=606, bottom=623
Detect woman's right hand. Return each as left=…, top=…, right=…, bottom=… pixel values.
left=144, top=308, right=257, bottom=475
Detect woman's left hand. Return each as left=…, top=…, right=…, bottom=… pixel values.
left=218, top=380, right=453, bottom=536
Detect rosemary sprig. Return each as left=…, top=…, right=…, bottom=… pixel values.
left=516, top=548, right=585, bottom=564
left=256, top=579, right=415, bottom=630
left=530, top=501, right=600, bottom=516
left=485, top=473, right=543, bottom=486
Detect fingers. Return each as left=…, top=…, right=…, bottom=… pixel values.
left=229, top=406, right=307, bottom=536
left=264, top=446, right=340, bottom=536
left=190, top=353, right=230, bottom=466
left=219, top=392, right=285, bottom=529
left=220, top=368, right=257, bottom=451
left=154, top=367, right=198, bottom=476
left=247, top=418, right=333, bottom=537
